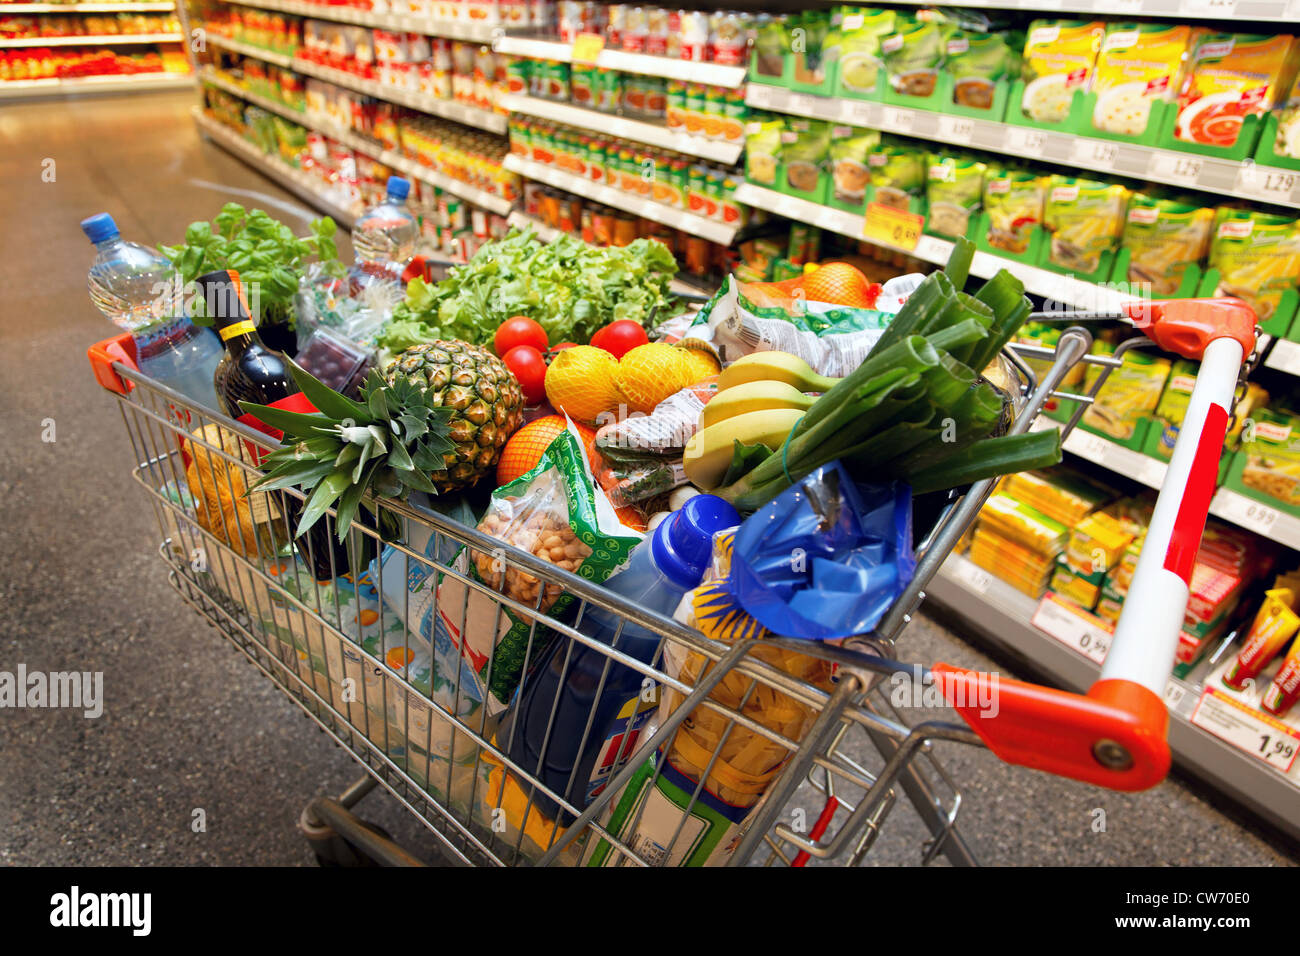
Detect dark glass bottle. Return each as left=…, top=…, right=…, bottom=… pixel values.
left=195, top=269, right=351, bottom=582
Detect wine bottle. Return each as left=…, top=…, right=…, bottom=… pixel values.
left=194, top=269, right=357, bottom=582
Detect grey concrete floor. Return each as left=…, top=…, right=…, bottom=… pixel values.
left=0, top=90, right=1293, bottom=866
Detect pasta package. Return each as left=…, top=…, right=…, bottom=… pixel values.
left=1044, top=176, right=1128, bottom=274
left=1175, top=33, right=1300, bottom=148
left=1121, top=193, right=1213, bottom=295
left=1083, top=344, right=1171, bottom=441
left=868, top=136, right=925, bottom=209
left=1239, top=407, right=1300, bottom=508
left=1020, top=19, right=1105, bottom=125
left=925, top=152, right=986, bottom=238
left=1091, top=23, right=1195, bottom=137
left=983, top=165, right=1043, bottom=254
left=1208, top=207, right=1300, bottom=320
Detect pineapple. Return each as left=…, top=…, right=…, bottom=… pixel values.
left=384, top=341, right=524, bottom=493
left=242, top=340, right=524, bottom=541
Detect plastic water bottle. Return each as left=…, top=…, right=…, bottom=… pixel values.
left=351, top=176, right=418, bottom=269
left=81, top=213, right=222, bottom=413
left=498, top=494, right=741, bottom=821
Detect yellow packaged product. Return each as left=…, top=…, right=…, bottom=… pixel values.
left=969, top=533, right=1054, bottom=597
left=1020, top=20, right=1105, bottom=125
left=1120, top=193, right=1213, bottom=297
left=1175, top=33, right=1300, bottom=149
left=1002, top=469, right=1116, bottom=528
left=1067, top=511, right=1134, bottom=574
left=1275, top=70, right=1300, bottom=159
left=1044, top=176, right=1128, bottom=274
left=1238, top=407, right=1300, bottom=508
left=971, top=527, right=1058, bottom=579
left=1082, top=343, right=1171, bottom=441
left=1208, top=208, right=1300, bottom=321
left=1091, top=23, right=1195, bottom=137
left=976, top=493, right=1069, bottom=558
left=1051, top=559, right=1105, bottom=611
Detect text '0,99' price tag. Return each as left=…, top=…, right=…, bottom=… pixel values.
left=863, top=202, right=924, bottom=252
left=1191, top=688, right=1300, bottom=773
left=1217, top=492, right=1280, bottom=536
left=1032, top=595, right=1112, bottom=666
left=570, top=32, right=605, bottom=64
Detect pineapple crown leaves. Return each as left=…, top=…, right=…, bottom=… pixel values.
left=241, top=360, right=454, bottom=542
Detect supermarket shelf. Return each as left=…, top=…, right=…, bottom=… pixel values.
left=2, top=2, right=176, bottom=10
left=746, top=84, right=1300, bottom=211
left=927, top=552, right=1300, bottom=842
left=734, top=181, right=1136, bottom=312
left=867, top=0, right=1300, bottom=19
left=504, top=153, right=737, bottom=245
left=192, top=107, right=357, bottom=227
left=500, top=93, right=743, bottom=164
left=0, top=32, right=182, bottom=47
left=1265, top=338, right=1300, bottom=377
left=201, top=69, right=513, bottom=214
left=1031, top=416, right=1300, bottom=551
left=0, top=70, right=191, bottom=98
left=492, top=34, right=746, bottom=88
left=221, top=0, right=495, bottom=42
left=206, top=35, right=509, bottom=133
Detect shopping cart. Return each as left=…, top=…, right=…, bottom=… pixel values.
left=88, top=296, right=1258, bottom=867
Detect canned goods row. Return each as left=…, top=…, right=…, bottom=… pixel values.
left=508, top=117, right=746, bottom=227
left=555, top=3, right=753, bottom=66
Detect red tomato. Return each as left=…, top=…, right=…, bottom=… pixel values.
left=548, top=341, right=579, bottom=357
left=495, top=316, right=548, bottom=356
left=502, top=345, right=548, bottom=405
left=589, top=320, right=649, bottom=359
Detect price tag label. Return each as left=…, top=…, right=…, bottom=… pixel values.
left=1007, top=126, right=1046, bottom=157
left=1073, top=138, right=1119, bottom=168
left=1135, top=455, right=1167, bottom=489
left=1108, top=0, right=1144, bottom=12
left=937, top=115, right=975, bottom=145
left=845, top=99, right=878, bottom=127
left=1216, top=491, right=1281, bottom=536
left=883, top=107, right=914, bottom=133
left=1236, top=164, right=1299, bottom=201
left=953, top=558, right=993, bottom=594
left=1071, top=429, right=1112, bottom=464
left=1186, top=0, right=1238, bottom=14
left=1164, top=680, right=1188, bottom=713
left=571, top=31, right=605, bottom=64
left=863, top=201, right=924, bottom=252
left=1148, top=152, right=1204, bottom=185
left=1032, top=595, right=1112, bottom=666
left=1191, top=688, right=1300, bottom=773
left=1267, top=340, right=1300, bottom=377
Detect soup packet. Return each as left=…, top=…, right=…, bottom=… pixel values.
left=1175, top=33, right=1300, bottom=149
left=868, top=136, right=925, bottom=210
left=1020, top=20, right=1105, bottom=125
left=1043, top=176, right=1128, bottom=274
left=881, top=14, right=943, bottom=97
left=1209, top=208, right=1300, bottom=320
left=1091, top=23, right=1195, bottom=138
left=983, top=164, right=1044, bottom=255
left=1120, top=193, right=1213, bottom=296
left=926, top=152, right=986, bottom=239
left=828, top=124, right=880, bottom=208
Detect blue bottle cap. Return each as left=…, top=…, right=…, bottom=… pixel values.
left=386, top=176, right=411, bottom=201
left=81, top=212, right=120, bottom=244
left=651, top=494, right=741, bottom=590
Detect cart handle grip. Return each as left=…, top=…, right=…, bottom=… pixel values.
left=931, top=665, right=1170, bottom=791
left=1121, top=297, right=1255, bottom=362
left=88, top=331, right=140, bottom=396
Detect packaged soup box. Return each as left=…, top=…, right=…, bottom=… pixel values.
left=1091, top=23, right=1195, bottom=138
left=1175, top=33, right=1300, bottom=149
left=1020, top=20, right=1104, bottom=125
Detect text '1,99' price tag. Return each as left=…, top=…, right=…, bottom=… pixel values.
left=1032, top=594, right=1112, bottom=666
left=571, top=32, right=605, bottom=64
left=863, top=201, right=924, bottom=252
left=1191, top=688, right=1300, bottom=773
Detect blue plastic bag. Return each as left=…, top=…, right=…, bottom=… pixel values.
left=723, top=462, right=914, bottom=641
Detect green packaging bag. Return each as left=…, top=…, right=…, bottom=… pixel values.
left=1120, top=193, right=1213, bottom=296
left=828, top=124, right=880, bottom=211
left=867, top=136, right=925, bottom=210
left=983, top=164, right=1043, bottom=255
left=925, top=152, right=986, bottom=238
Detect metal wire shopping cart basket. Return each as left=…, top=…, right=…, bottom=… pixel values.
left=88, top=296, right=1258, bottom=867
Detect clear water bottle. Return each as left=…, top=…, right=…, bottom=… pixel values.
left=498, top=494, right=741, bottom=821
left=81, top=212, right=223, bottom=413
left=351, top=176, right=418, bottom=269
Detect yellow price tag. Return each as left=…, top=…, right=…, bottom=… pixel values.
left=571, top=32, right=606, bottom=65
left=862, top=201, right=924, bottom=252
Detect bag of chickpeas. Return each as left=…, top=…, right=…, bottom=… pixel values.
left=431, top=421, right=644, bottom=716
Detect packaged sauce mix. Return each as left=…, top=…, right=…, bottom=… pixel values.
left=1043, top=175, right=1128, bottom=274
left=925, top=152, right=986, bottom=239
left=1274, top=70, right=1300, bottom=158
left=836, top=8, right=896, bottom=97
left=1091, top=23, right=1195, bottom=137
left=1175, top=33, right=1300, bottom=148
left=947, top=28, right=1020, bottom=111
left=1120, top=192, right=1213, bottom=296
left=983, top=165, right=1043, bottom=255
left=827, top=124, right=879, bottom=209
left=1208, top=207, right=1300, bottom=321
left=881, top=13, right=943, bottom=98
left=1081, top=343, right=1170, bottom=440
left=1020, top=19, right=1105, bottom=125
left=1238, top=406, right=1300, bottom=507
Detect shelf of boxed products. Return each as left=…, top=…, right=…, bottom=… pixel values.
left=499, top=93, right=742, bottom=164
left=733, top=181, right=1137, bottom=313
left=220, top=0, right=495, bottom=43
left=745, top=84, right=1300, bottom=212
left=852, top=0, right=1300, bottom=19
left=928, top=552, right=1300, bottom=840
left=2, top=2, right=177, bottom=10
left=192, top=106, right=359, bottom=227
left=201, top=67, right=513, bottom=214
left=503, top=152, right=736, bottom=244
left=205, top=32, right=509, bottom=133
left=492, top=35, right=746, bottom=89
left=0, top=32, right=183, bottom=47
left=1027, top=413, right=1300, bottom=551
left=0, top=70, right=191, bottom=97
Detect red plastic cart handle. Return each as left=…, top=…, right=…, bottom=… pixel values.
left=88, top=331, right=140, bottom=396
left=1121, top=297, right=1255, bottom=362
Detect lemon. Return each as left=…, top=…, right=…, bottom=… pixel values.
left=544, top=346, right=621, bottom=425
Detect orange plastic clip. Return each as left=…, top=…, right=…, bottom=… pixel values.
left=87, top=332, right=140, bottom=396
left=1121, top=297, right=1255, bottom=363
left=932, top=664, right=1171, bottom=792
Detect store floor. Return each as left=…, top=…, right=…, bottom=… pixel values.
left=0, top=90, right=1293, bottom=867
